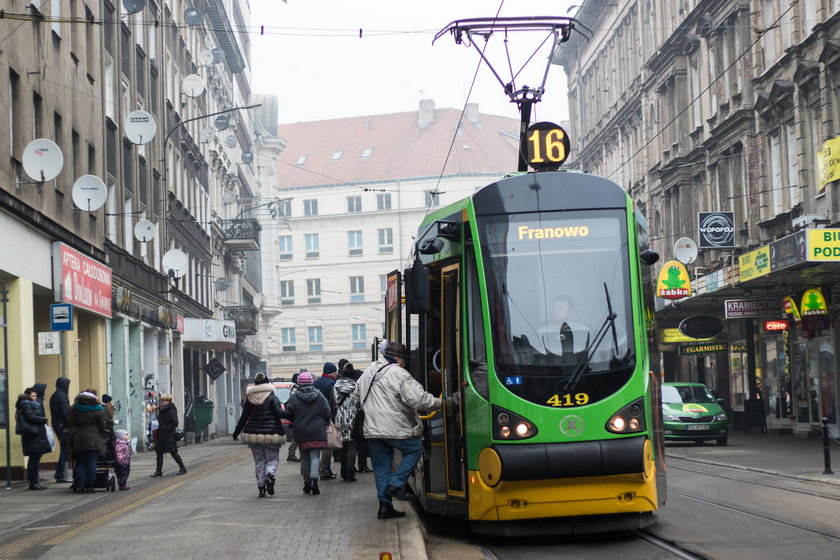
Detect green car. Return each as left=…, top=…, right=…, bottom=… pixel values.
left=661, top=382, right=728, bottom=445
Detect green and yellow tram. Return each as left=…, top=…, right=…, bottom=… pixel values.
left=384, top=169, right=665, bottom=536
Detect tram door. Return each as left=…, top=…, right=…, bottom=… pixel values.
left=440, top=264, right=466, bottom=497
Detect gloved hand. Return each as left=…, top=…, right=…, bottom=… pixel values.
left=232, top=433, right=239, bottom=441
left=444, top=392, right=461, bottom=412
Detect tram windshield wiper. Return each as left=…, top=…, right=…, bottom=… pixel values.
left=562, top=283, right=617, bottom=394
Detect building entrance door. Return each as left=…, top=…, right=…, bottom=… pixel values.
left=795, top=337, right=836, bottom=429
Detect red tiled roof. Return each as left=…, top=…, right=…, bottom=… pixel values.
left=275, top=107, right=521, bottom=188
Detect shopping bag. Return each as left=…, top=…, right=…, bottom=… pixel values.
left=45, top=425, right=56, bottom=451
left=325, top=421, right=343, bottom=449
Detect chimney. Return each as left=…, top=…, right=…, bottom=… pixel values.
left=418, top=99, right=436, bottom=129
left=465, top=103, right=480, bottom=125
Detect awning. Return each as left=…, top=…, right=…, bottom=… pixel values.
left=181, top=319, right=236, bottom=350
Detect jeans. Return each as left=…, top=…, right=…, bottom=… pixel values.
left=368, top=437, right=423, bottom=503
left=76, top=450, right=99, bottom=489
left=299, top=448, right=321, bottom=481
left=339, top=441, right=358, bottom=479
left=250, top=445, right=280, bottom=485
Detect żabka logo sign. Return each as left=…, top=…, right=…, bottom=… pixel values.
left=698, top=212, right=735, bottom=249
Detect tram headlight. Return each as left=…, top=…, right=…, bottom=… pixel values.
left=492, top=405, right=538, bottom=440
left=606, top=397, right=647, bottom=434
left=499, top=426, right=512, bottom=438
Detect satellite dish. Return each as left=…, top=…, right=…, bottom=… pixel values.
left=22, top=139, right=64, bottom=182
left=161, top=249, right=189, bottom=279
left=198, top=49, right=214, bottom=66
left=182, top=74, right=205, bottom=98
left=224, top=135, right=238, bottom=148
left=241, top=152, right=254, bottom=164
left=253, top=294, right=265, bottom=309
left=123, top=0, right=145, bottom=14
left=71, top=175, right=108, bottom=212
left=124, top=110, right=157, bottom=145
left=199, top=126, right=215, bottom=143
left=674, top=237, right=699, bottom=265
left=134, top=219, right=156, bottom=242
left=184, top=8, right=201, bottom=26
left=214, top=115, right=229, bottom=131
left=214, top=277, right=230, bottom=292
left=211, top=47, right=225, bottom=64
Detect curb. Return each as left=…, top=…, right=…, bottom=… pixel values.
left=666, top=452, right=840, bottom=488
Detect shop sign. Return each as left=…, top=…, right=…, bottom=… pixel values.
left=724, top=298, right=782, bottom=318
left=763, top=319, right=789, bottom=332
left=783, top=296, right=801, bottom=321
left=176, top=314, right=185, bottom=334
left=114, top=287, right=133, bottom=313
left=698, top=212, right=735, bottom=249
left=656, top=260, right=691, bottom=299
left=678, top=315, right=724, bottom=339
left=802, top=315, right=831, bottom=331
left=738, top=246, right=770, bottom=281
left=769, top=231, right=807, bottom=271
left=679, top=342, right=728, bottom=355
left=818, top=135, right=840, bottom=191
left=181, top=318, right=236, bottom=349
left=659, top=328, right=721, bottom=343
left=807, top=229, right=840, bottom=261
left=800, top=287, right=827, bottom=316
left=52, top=242, right=113, bottom=318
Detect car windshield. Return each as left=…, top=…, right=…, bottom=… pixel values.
left=662, top=385, right=716, bottom=404
left=275, top=387, right=291, bottom=402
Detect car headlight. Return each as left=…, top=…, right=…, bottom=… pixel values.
left=714, top=413, right=727, bottom=422
left=663, top=413, right=680, bottom=422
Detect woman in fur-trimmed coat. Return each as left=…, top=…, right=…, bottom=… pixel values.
left=233, top=373, right=285, bottom=497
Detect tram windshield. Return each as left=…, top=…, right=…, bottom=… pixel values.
left=477, top=209, right=636, bottom=406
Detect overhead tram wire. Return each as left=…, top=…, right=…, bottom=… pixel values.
left=606, top=1, right=799, bottom=182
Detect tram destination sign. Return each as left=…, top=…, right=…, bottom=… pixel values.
left=724, top=298, right=783, bottom=318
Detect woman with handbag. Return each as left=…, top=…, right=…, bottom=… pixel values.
left=282, top=372, right=330, bottom=495
left=232, top=373, right=286, bottom=497
left=16, top=389, right=51, bottom=490
left=150, top=394, right=187, bottom=477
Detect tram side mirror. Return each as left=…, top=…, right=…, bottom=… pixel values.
left=419, top=237, right=445, bottom=255
left=405, top=262, right=430, bottom=314
left=640, top=249, right=660, bottom=266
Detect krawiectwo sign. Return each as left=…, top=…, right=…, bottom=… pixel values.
left=724, top=298, right=783, bottom=319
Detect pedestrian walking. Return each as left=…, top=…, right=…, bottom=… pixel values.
left=114, top=429, right=132, bottom=490
left=232, top=373, right=286, bottom=497
left=67, top=390, right=107, bottom=493
left=49, top=377, right=73, bottom=483
left=285, top=372, right=301, bottom=463
left=150, top=394, right=187, bottom=477
left=15, top=389, right=51, bottom=490
left=356, top=340, right=454, bottom=519
left=314, top=362, right=339, bottom=480
left=282, top=372, right=330, bottom=495
left=332, top=362, right=361, bottom=482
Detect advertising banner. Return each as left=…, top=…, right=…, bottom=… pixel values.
left=738, top=246, right=770, bottom=281
left=52, top=242, right=113, bottom=318
left=818, top=135, right=840, bottom=191
left=807, top=229, right=840, bottom=261
left=725, top=298, right=783, bottom=319
left=698, top=212, right=735, bottom=249
left=769, top=231, right=806, bottom=271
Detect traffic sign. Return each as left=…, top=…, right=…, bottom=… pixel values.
left=50, top=303, right=73, bottom=331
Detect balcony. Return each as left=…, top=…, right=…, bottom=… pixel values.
left=223, top=218, right=262, bottom=252
left=205, top=0, right=246, bottom=73
left=224, top=306, right=258, bottom=336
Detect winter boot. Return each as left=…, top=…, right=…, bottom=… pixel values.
left=303, top=478, right=312, bottom=494
left=150, top=470, right=163, bottom=478
left=377, top=501, right=406, bottom=519
left=174, top=454, right=187, bottom=475
left=265, top=474, right=276, bottom=496
left=311, top=479, right=320, bottom=495
left=258, top=485, right=267, bottom=497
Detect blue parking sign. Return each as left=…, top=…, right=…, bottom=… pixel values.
left=50, top=303, right=73, bottom=331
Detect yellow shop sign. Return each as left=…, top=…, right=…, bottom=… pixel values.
left=801, top=287, right=827, bottom=316
left=807, top=229, right=840, bottom=261
left=739, top=246, right=770, bottom=280
left=657, top=260, right=691, bottom=299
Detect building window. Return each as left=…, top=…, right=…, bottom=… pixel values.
left=348, top=230, right=363, bottom=256
left=350, top=276, right=365, bottom=302
left=303, top=199, right=318, bottom=216
left=352, top=324, right=367, bottom=348
left=347, top=196, right=362, bottom=213
left=378, top=228, right=393, bottom=254
left=278, top=235, right=293, bottom=260
left=281, top=327, right=296, bottom=352
left=361, top=148, right=373, bottom=158
left=308, top=326, right=323, bottom=351
left=332, top=150, right=343, bottom=160
left=305, top=233, right=319, bottom=259
left=307, top=278, right=321, bottom=304
left=277, top=199, right=292, bottom=218
left=279, top=280, right=294, bottom=305
left=424, top=190, right=441, bottom=207
left=377, top=193, right=392, bottom=210
left=296, top=155, right=307, bottom=166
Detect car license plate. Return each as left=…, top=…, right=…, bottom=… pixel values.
left=686, top=424, right=710, bottom=431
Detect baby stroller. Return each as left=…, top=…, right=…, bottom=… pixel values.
left=93, top=430, right=117, bottom=492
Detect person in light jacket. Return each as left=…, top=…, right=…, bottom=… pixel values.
left=355, top=340, right=448, bottom=520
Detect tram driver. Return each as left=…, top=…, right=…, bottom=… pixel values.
left=537, top=295, right=592, bottom=358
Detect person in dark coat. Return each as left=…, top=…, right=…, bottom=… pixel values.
left=233, top=373, right=286, bottom=497
left=49, top=377, right=73, bottom=483
left=16, top=389, right=51, bottom=490
left=32, top=383, right=48, bottom=414
left=285, top=372, right=301, bottom=463
left=314, top=362, right=339, bottom=480
left=151, top=394, right=186, bottom=477
left=282, top=372, right=330, bottom=495
left=67, top=390, right=107, bottom=493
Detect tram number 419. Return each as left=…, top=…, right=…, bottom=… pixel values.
left=546, top=393, right=590, bottom=407
left=526, top=121, right=571, bottom=170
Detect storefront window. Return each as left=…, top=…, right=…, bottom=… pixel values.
left=729, top=342, right=748, bottom=411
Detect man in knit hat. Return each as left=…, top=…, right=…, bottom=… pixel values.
left=314, top=362, right=339, bottom=479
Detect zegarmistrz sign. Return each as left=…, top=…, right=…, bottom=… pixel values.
left=724, top=298, right=782, bottom=319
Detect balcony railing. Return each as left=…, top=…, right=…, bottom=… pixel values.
left=223, top=218, right=261, bottom=251
left=224, top=306, right=258, bottom=336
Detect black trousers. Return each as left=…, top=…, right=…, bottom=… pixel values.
left=156, top=448, right=185, bottom=471
left=26, top=453, right=42, bottom=483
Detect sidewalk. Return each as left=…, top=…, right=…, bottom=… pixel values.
left=0, top=439, right=428, bottom=559
left=665, top=430, right=840, bottom=487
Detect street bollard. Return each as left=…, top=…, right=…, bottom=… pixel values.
left=822, top=417, right=834, bottom=475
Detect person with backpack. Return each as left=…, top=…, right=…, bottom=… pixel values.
left=282, top=372, right=330, bottom=495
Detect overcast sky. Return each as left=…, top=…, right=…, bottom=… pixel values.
left=251, top=0, right=577, bottom=125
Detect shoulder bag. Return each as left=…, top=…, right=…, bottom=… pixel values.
left=350, top=364, right=391, bottom=441
left=325, top=421, right=343, bottom=449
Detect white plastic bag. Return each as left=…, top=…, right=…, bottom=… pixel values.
left=45, top=425, right=56, bottom=451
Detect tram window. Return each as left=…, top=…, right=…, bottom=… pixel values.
left=466, top=241, right=489, bottom=399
